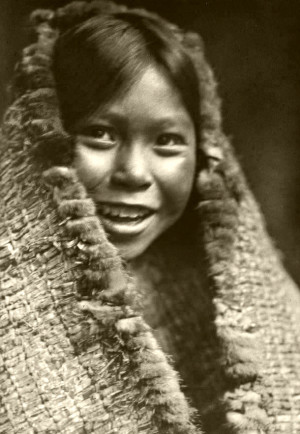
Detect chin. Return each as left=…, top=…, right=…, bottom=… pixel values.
left=108, top=218, right=184, bottom=260
left=113, top=240, right=149, bottom=260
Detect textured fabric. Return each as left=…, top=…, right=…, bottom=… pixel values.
left=0, top=130, right=199, bottom=434
left=1, top=2, right=300, bottom=434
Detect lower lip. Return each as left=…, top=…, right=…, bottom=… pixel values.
left=99, top=212, right=155, bottom=238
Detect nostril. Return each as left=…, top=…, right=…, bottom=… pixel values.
left=111, top=146, right=152, bottom=190
left=111, top=166, right=151, bottom=190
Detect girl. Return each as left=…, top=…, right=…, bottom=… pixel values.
left=1, top=2, right=299, bottom=433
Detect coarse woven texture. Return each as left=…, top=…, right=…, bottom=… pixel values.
left=1, top=1, right=300, bottom=433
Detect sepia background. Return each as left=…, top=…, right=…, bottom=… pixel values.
left=1, top=0, right=299, bottom=284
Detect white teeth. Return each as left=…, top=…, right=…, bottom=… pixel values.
left=110, top=207, right=120, bottom=217
left=97, top=204, right=151, bottom=219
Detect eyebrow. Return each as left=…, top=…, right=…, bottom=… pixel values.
left=88, top=110, right=193, bottom=130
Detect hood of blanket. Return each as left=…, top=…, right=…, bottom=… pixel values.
left=1, top=2, right=300, bottom=434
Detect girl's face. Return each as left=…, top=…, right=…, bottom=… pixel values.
left=74, top=66, right=197, bottom=259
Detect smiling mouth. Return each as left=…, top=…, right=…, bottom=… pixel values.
left=96, top=202, right=155, bottom=236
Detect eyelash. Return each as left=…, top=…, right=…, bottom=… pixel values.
left=77, top=126, right=117, bottom=149
left=156, top=133, right=185, bottom=146
left=154, top=133, right=187, bottom=155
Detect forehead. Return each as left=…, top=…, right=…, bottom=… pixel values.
left=89, top=66, right=194, bottom=128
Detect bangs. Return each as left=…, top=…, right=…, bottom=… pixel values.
left=53, top=16, right=150, bottom=130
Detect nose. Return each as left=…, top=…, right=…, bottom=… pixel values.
left=110, top=142, right=152, bottom=190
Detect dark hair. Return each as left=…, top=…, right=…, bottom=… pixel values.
left=52, top=10, right=200, bottom=134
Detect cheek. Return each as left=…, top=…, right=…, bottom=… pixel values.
left=155, top=154, right=196, bottom=217
left=74, top=145, right=112, bottom=189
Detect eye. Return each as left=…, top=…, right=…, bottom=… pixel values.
left=77, top=125, right=117, bottom=149
left=155, top=133, right=187, bottom=155
left=157, top=133, right=185, bottom=146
